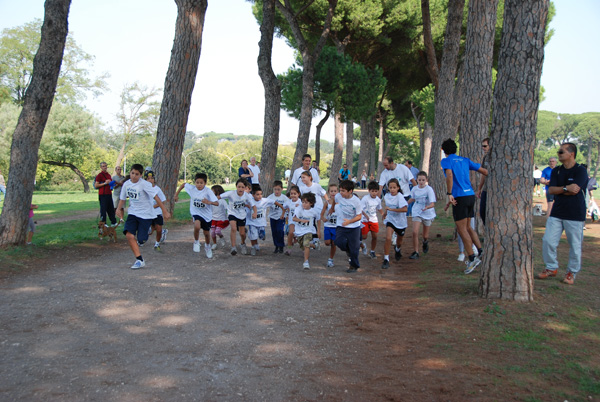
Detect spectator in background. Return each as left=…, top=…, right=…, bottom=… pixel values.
left=311, top=161, right=321, bottom=175
left=405, top=160, right=420, bottom=180
left=248, top=157, right=260, bottom=185
left=476, top=138, right=491, bottom=225
left=238, top=159, right=254, bottom=181
left=361, top=170, right=367, bottom=189
left=112, top=166, right=125, bottom=208
left=541, top=157, right=557, bottom=216
left=0, top=167, right=6, bottom=202
left=94, top=162, right=118, bottom=227
left=338, top=164, right=351, bottom=183
left=533, top=165, right=542, bottom=196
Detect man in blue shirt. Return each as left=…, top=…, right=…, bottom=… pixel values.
left=540, top=156, right=557, bottom=216
left=538, top=143, right=588, bottom=285
left=338, top=164, right=351, bottom=183
left=441, top=138, right=488, bottom=274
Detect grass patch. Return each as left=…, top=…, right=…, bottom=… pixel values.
left=499, top=329, right=549, bottom=352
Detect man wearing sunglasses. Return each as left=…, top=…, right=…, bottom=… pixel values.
left=538, top=143, right=588, bottom=285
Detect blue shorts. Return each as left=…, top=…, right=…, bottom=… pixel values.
left=123, top=214, right=152, bottom=244
left=193, top=215, right=211, bottom=231
left=324, top=226, right=336, bottom=241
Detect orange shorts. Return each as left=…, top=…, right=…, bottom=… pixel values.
left=361, top=221, right=379, bottom=237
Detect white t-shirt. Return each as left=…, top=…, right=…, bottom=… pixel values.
left=221, top=190, right=254, bottom=220
left=248, top=164, right=260, bottom=184
left=185, top=183, right=218, bottom=221
left=293, top=206, right=320, bottom=236
left=120, top=178, right=159, bottom=220
left=212, top=199, right=228, bottom=221
left=267, top=193, right=289, bottom=220
left=379, top=164, right=414, bottom=196
left=533, top=169, right=542, bottom=179
left=323, top=202, right=338, bottom=228
left=298, top=182, right=326, bottom=212
left=291, top=167, right=320, bottom=186
left=246, top=197, right=275, bottom=227
left=151, top=186, right=167, bottom=218
left=383, top=192, right=408, bottom=229
left=360, top=195, right=382, bottom=223
left=334, top=193, right=362, bottom=229
left=284, top=198, right=302, bottom=223
left=410, top=185, right=437, bottom=220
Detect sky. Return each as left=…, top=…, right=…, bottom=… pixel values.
left=0, top=0, right=599, bottom=144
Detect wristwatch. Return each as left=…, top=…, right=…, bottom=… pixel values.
left=446, top=192, right=452, bottom=195
left=562, top=186, right=567, bottom=193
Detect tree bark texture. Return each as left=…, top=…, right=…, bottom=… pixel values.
left=345, top=120, right=354, bottom=172
left=460, top=0, right=499, bottom=190
left=152, top=0, right=207, bottom=213
left=258, top=0, right=281, bottom=197
left=358, top=117, right=376, bottom=177
left=421, top=0, right=439, bottom=88
left=429, top=0, right=466, bottom=201
left=421, top=122, right=433, bottom=173
left=377, top=114, right=387, bottom=177
left=41, top=161, right=90, bottom=192
left=0, top=0, right=71, bottom=247
left=329, top=111, right=344, bottom=185
left=275, top=0, right=337, bottom=173
left=480, top=0, right=549, bottom=301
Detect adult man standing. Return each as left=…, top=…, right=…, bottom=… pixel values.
left=94, top=161, right=117, bottom=226
left=112, top=166, right=125, bottom=208
left=378, top=156, right=416, bottom=199
left=540, top=156, right=557, bottom=216
left=248, top=157, right=260, bottom=185
left=338, top=164, right=351, bottom=183
left=290, top=154, right=320, bottom=186
left=538, top=143, right=588, bottom=285
left=441, top=139, right=488, bottom=274
left=405, top=160, right=419, bottom=180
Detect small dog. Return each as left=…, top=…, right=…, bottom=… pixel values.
left=98, top=220, right=121, bottom=243
left=533, top=204, right=543, bottom=216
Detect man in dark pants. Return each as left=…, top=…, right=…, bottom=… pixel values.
left=95, top=161, right=117, bottom=226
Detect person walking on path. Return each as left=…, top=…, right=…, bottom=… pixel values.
left=541, top=157, right=558, bottom=216
left=112, top=166, right=125, bottom=208
left=94, top=162, right=117, bottom=226
left=538, top=143, right=588, bottom=285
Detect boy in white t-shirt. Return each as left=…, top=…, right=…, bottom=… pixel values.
left=267, top=180, right=289, bottom=254
left=210, top=185, right=229, bottom=249
left=407, top=171, right=436, bottom=260
left=359, top=181, right=382, bottom=259
left=284, top=185, right=302, bottom=255
left=117, top=164, right=170, bottom=270
left=219, top=178, right=257, bottom=255
left=292, top=193, right=321, bottom=269
left=298, top=170, right=327, bottom=248
left=245, top=185, right=283, bottom=256
left=321, top=183, right=339, bottom=267
left=175, top=173, right=219, bottom=258
left=144, top=170, right=169, bottom=251
left=332, top=180, right=363, bottom=273
left=381, top=178, right=408, bottom=269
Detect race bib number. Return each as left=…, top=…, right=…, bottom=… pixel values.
left=328, top=215, right=337, bottom=225
left=256, top=211, right=264, bottom=219
left=233, top=201, right=245, bottom=210
left=298, top=217, right=313, bottom=227
left=193, top=198, right=205, bottom=208
left=127, top=188, right=139, bottom=200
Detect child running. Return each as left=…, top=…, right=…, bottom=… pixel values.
left=210, top=185, right=229, bottom=250
left=245, top=185, right=283, bottom=256
left=332, top=180, right=363, bottom=273
left=284, top=185, right=302, bottom=255
left=267, top=180, right=289, bottom=254
left=219, top=178, right=256, bottom=255
left=407, top=171, right=436, bottom=259
left=360, top=181, right=382, bottom=259
left=321, top=183, right=339, bottom=267
left=144, top=170, right=168, bottom=251
left=117, top=164, right=170, bottom=269
left=175, top=173, right=219, bottom=258
left=298, top=170, right=327, bottom=248
left=292, top=193, right=321, bottom=269
left=381, top=178, right=408, bottom=269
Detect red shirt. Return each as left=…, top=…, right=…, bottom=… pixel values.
left=95, top=171, right=113, bottom=195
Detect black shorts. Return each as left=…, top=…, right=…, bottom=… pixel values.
left=534, top=178, right=540, bottom=186
left=152, top=215, right=164, bottom=226
left=452, top=195, right=476, bottom=222
left=193, top=215, right=212, bottom=232
left=545, top=192, right=554, bottom=203
left=385, top=222, right=405, bottom=236
left=228, top=214, right=246, bottom=228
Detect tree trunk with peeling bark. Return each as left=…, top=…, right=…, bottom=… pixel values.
left=0, top=0, right=71, bottom=246
left=480, top=0, right=549, bottom=301
left=152, top=0, right=207, bottom=213
left=258, top=0, right=281, bottom=197
left=421, top=123, right=433, bottom=173
left=346, top=120, right=354, bottom=171
left=358, top=117, right=376, bottom=177
left=330, top=111, right=344, bottom=185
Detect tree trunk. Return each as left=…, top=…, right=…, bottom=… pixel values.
left=594, top=141, right=600, bottom=179
left=152, top=0, right=207, bottom=213
left=258, top=0, right=281, bottom=197
left=41, top=160, right=90, bottom=192
left=314, top=105, right=332, bottom=166
left=587, top=136, right=593, bottom=170
left=480, top=0, right=549, bottom=301
left=428, top=0, right=466, bottom=201
left=358, top=117, right=376, bottom=177
left=346, top=120, right=354, bottom=171
left=0, top=0, right=71, bottom=247
left=421, top=122, right=433, bottom=173
left=421, top=0, right=440, bottom=88
left=329, top=111, right=344, bottom=185
left=275, top=0, right=338, bottom=173
left=377, top=112, right=388, bottom=177
left=114, top=141, right=127, bottom=172
left=460, top=0, right=499, bottom=202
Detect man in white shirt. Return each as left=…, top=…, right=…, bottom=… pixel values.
left=248, top=157, right=261, bottom=185
left=291, top=154, right=320, bottom=186
left=378, top=156, right=417, bottom=198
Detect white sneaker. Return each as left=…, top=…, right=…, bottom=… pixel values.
left=219, top=238, right=226, bottom=248
left=361, top=241, right=368, bottom=255
left=457, top=253, right=465, bottom=262
left=251, top=246, right=257, bottom=256
left=211, top=243, right=217, bottom=250
left=205, top=245, right=212, bottom=259
left=241, top=244, right=248, bottom=255
left=464, top=257, right=481, bottom=274
left=193, top=242, right=200, bottom=253
left=391, top=232, right=397, bottom=244
left=327, top=259, right=334, bottom=268
left=303, top=261, right=310, bottom=270
left=472, top=245, right=478, bottom=255
left=131, top=259, right=145, bottom=269
left=160, top=228, right=168, bottom=243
